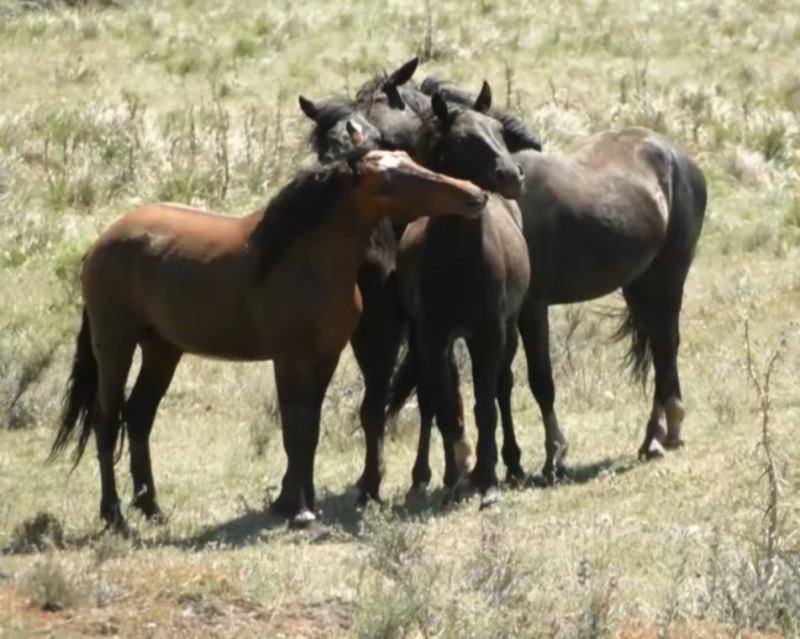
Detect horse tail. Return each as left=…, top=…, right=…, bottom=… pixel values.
left=386, top=323, right=420, bottom=421
left=611, top=302, right=652, bottom=390
left=49, top=307, right=97, bottom=469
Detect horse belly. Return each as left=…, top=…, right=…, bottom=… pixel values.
left=132, top=268, right=272, bottom=361
left=530, top=205, right=665, bottom=304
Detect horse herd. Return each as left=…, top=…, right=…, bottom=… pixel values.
left=48, top=57, right=707, bottom=530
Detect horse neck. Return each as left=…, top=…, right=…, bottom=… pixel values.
left=302, top=196, right=377, bottom=287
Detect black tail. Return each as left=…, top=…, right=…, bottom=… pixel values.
left=48, top=307, right=97, bottom=469
left=610, top=303, right=652, bottom=390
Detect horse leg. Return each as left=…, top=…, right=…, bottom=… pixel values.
left=408, top=374, right=434, bottom=497
left=622, top=271, right=685, bottom=460
left=497, top=319, right=525, bottom=485
left=123, top=334, right=181, bottom=522
left=351, top=301, right=403, bottom=505
left=92, top=329, right=137, bottom=531
left=465, top=323, right=505, bottom=509
left=417, top=330, right=471, bottom=496
left=517, top=297, right=568, bottom=483
left=409, top=344, right=466, bottom=497
left=271, top=352, right=340, bottom=529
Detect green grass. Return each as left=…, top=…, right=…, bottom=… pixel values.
left=1, top=0, right=800, bottom=636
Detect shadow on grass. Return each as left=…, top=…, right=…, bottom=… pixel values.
left=1, top=456, right=648, bottom=555
left=524, top=455, right=641, bottom=489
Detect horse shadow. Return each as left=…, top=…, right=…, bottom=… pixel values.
left=0, top=456, right=642, bottom=556
left=522, top=455, right=641, bottom=490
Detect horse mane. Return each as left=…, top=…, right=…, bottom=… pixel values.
left=305, top=96, right=358, bottom=156
left=355, top=70, right=421, bottom=102
left=250, top=146, right=371, bottom=277
left=396, top=85, right=431, bottom=115
left=420, top=76, right=543, bottom=153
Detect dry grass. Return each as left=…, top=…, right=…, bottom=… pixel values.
left=1, top=0, right=800, bottom=636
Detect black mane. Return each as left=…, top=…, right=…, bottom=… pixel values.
left=420, top=76, right=542, bottom=153
left=305, top=96, right=358, bottom=156
left=250, top=145, right=372, bottom=277
left=355, top=70, right=421, bottom=101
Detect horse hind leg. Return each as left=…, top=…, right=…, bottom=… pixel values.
left=91, top=323, right=138, bottom=531
left=350, top=301, right=403, bottom=505
left=410, top=339, right=471, bottom=499
left=123, top=333, right=181, bottom=522
left=621, top=272, right=685, bottom=461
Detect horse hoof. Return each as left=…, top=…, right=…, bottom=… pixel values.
left=355, top=493, right=382, bottom=514
left=505, top=467, right=526, bottom=487
left=103, top=514, right=128, bottom=536
left=639, top=440, right=665, bottom=461
left=269, top=493, right=297, bottom=517
left=441, top=487, right=464, bottom=509
left=405, top=482, right=429, bottom=502
left=146, top=509, right=168, bottom=526
left=663, top=437, right=685, bottom=451
left=540, top=466, right=560, bottom=487
left=479, top=487, right=499, bottom=510
left=288, top=510, right=317, bottom=530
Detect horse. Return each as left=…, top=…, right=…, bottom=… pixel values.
left=295, top=62, right=420, bottom=507
left=392, top=86, right=532, bottom=508
left=390, top=76, right=708, bottom=485
left=296, top=59, right=543, bottom=505
left=47, top=141, right=488, bottom=531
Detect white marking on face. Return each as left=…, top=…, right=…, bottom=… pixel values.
left=375, top=153, right=404, bottom=170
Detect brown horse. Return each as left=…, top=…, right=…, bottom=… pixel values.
left=47, top=141, right=488, bottom=530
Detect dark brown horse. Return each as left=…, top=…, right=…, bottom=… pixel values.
left=296, top=59, right=542, bottom=505
left=391, top=85, right=531, bottom=508
left=47, top=143, right=488, bottom=530
left=392, top=75, right=707, bottom=484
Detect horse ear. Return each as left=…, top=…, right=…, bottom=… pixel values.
left=432, top=91, right=449, bottom=123
left=387, top=56, right=419, bottom=88
left=298, top=95, right=318, bottom=121
left=474, top=81, right=492, bottom=113
left=346, top=119, right=365, bottom=146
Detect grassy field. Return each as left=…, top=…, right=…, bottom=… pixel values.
left=1, top=0, right=799, bottom=636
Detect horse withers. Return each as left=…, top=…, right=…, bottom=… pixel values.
left=48, top=139, right=488, bottom=531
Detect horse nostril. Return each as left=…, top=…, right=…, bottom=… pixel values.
left=516, top=163, right=524, bottom=179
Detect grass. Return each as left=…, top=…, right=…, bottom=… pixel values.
left=1, top=0, right=800, bottom=636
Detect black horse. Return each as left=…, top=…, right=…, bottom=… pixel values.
left=296, top=58, right=543, bottom=504
left=393, top=86, right=532, bottom=508
left=388, top=71, right=708, bottom=486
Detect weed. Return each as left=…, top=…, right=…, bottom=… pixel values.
left=7, top=512, right=65, bottom=553
left=21, top=552, right=84, bottom=612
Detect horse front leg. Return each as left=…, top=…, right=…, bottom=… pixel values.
left=466, top=323, right=505, bottom=509
left=518, top=297, right=569, bottom=484
left=497, top=318, right=525, bottom=485
left=271, top=351, right=340, bottom=529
